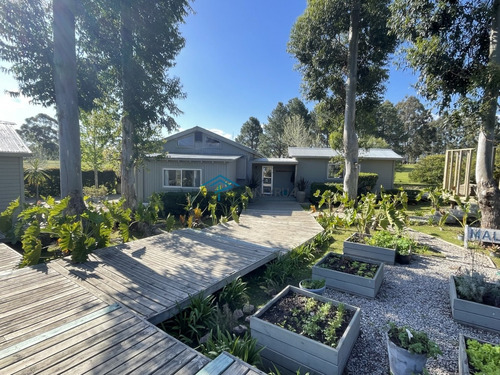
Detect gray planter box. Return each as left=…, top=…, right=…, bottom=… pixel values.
left=458, top=334, right=499, bottom=375
left=343, top=233, right=396, bottom=265
left=250, top=285, right=360, bottom=375
left=312, top=252, right=384, bottom=299
left=450, top=276, right=500, bottom=333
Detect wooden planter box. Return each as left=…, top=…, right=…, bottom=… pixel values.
left=458, top=334, right=499, bottom=375
left=343, top=234, right=396, bottom=265
left=250, top=285, right=360, bottom=375
left=312, top=252, right=384, bottom=299
left=450, top=276, right=500, bottom=333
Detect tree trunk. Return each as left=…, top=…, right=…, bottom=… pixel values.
left=476, top=0, right=500, bottom=230
left=94, top=168, right=98, bottom=188
left=53, top=0, right=85, bottom=214
left=120, top=0, right=137, bottom=209
left=343, top=0, right=361, bottom=200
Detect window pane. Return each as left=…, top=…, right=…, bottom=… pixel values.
left=178, top=135, right=194, bottom=147
left=205, top=137, right=220, bottom=148
left=182, top=170, right=201, bottom=187
left=167, top=170, right=181, bottom=186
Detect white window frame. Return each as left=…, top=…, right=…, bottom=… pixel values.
left=327, top=162, right=343, bottom=180
left=163, top=168, right=202, bottom=188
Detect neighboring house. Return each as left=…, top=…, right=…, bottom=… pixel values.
left=136, top=127, right=260, bottom=201
left=0, top=121, right=32, bottom=212
left=288, top=147, right=403, bottom=194
left=137, top=126, right=403, bottom=201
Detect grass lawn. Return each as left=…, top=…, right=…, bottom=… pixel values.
left=394, top=163, right=416, bottom=184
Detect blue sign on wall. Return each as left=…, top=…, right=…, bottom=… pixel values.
left=202, top=175, right=239, bottom=200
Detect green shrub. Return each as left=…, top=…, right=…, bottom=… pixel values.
left=466, top=338, right=500, bottom=374
left=387, top=322, right=442, bottom=358
left=217, top=277, right=249, bottom=311
left=358, top=172, right=378, bottom=195
left=200, top=327, right=263, bottom=367
left=310, top=182, right=342, bottom=205
left=409, top=154, right=445, bottom=186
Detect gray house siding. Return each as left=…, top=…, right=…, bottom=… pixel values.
left=0, top=156, right=24, bottom=212
left=295, top=158, right=396, bottom=195
left=360, top=160, right=396, bottom=191
left=138, top=158, right=238, bottom=202
left=163, top=130, right=255, bottom=183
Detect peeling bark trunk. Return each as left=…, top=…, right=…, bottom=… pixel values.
left=476, top=0, right=500, bottom=229
left=120, top=0, right=137, bottom=210
left=53, top=0, right=85, bottom=214
left=343, top=0, right=361, bottom=200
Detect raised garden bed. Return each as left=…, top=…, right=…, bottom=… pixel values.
left=312, top=252, right=384, bottom=298
left=458, top=333, right=500, bottom=375
left=250, top=285, right=360, bottom=375
left=449, top=276, right=500, bottom=333
left=343, top=233, right=396, bottom=265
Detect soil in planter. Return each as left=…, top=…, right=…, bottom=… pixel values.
left=320, top=253, right=379, bottom=278
left=259, top=292, right=354, bottom=348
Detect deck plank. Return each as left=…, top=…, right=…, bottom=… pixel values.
left=0, top=244, right=21, bottom=272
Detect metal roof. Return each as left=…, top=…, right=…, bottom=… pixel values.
left=252, top=157, right=298, bottom=165
left=0, top=121, right=32, bottom=156
left=148, top=153, right=241, bottom=161
left=288, top=147, right=403, bottom=160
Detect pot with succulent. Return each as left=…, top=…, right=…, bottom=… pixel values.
left=250, top=285, right=360, bottom=375
left=386, top=322, right=442, bottom=375
left=450, top=270, right=500, bottom=333
left=299, top=278, right=326, bottom=295
left=295, top=177, right=309, bottom=203
left=458, top=333, right=500, bottom=375
left=312, top=252, right=384, bottom=298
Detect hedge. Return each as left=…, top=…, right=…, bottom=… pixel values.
left=25, top=168, right=118, bottom=197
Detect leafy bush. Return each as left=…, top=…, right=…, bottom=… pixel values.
left=217, top=277, right=249, bottom=311
left=455, top=272, right=500, bottom=307
left=387, top=322, right=442, bottom=358
left=466, top=338, right=500, bottom=374
left=409, top=154, right=445, bottom=186
left=358, top=172, right=378, bottom=195
left=366, top=230, right=417, bottom=256
left=310, top=182, right=342, bottom=205
left=200, top=327, right=263, bottom=366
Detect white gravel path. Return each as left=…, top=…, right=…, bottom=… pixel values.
left=323, top=230, right=500, bottom=375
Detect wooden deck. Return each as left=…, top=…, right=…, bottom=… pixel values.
left=0, top=264, right=210, bottom=374
left=204, top=200, right=324, bottom=252
left=50, top=230, right=278, bottom=325
left=0, top=243, right=21, bottom=273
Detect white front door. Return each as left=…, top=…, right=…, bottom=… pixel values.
left=261, top=166, right=273, bottom=195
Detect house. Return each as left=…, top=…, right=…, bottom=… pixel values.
left=288, top=147, right=403, bottom=194
left=137, top=127, right=403, bottom=201
left=0, top=121, right=32, bottom=212
left=136, top=127, right=260, bottom=201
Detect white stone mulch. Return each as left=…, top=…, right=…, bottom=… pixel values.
left=323, top=230, right=500, bottom=375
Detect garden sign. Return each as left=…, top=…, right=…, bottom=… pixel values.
left=464, top=225, right=500, bottom=248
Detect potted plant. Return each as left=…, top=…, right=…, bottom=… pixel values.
left=295, top=177, right=308, bottom=203
left=458, top=333, right=500, bottom=375
left=450, top=270, right=500, bottom=333
left=312, top=252, right=384, bottom=298
left=299, top=278, right=326, bottom=295
left=386, top=322, right=442, bottom=375
left=250, top=285, right=360, bottom=375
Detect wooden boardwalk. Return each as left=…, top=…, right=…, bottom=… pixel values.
left=0, top=264, right=210, bottom=374
left=204, top=200, right=324, bottom=252
left=50, top=230, right=278, bottom=325
left=0, top=243, right=21, bottom=273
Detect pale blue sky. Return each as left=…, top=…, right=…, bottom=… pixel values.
left=0, top=0, right=419, bottom=138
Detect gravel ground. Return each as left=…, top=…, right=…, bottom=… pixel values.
left=323, top=230, right=500, bottom=375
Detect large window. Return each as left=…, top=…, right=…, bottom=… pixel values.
left=177, top=135, right=194, bottom=147
left=163, top=169, right=201, bottom=188
left=327, top=163, right=342, bottom=179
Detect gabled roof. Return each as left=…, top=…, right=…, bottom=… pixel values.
left=288, top=147, right=403, bottom=160
left=0, top=121, right=32, bottom=157
left=165, top=126, right=261, bottom=156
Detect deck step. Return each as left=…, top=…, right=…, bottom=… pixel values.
left=195, top=352, right=234, bottom=375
